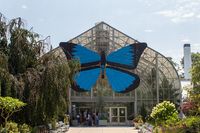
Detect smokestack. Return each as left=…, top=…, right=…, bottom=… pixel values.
left=183, top=44, right=192, bottom=80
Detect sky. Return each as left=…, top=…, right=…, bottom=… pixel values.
left=0, top=0, right=200, bottom=64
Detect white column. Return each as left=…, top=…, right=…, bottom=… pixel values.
left=91, top=89, right=93, bottom=99
left=184, top=44, right=192, bottom=80
left=156, top=53, right=159, bottom=103
left=134, top=89, right=137, bottom=116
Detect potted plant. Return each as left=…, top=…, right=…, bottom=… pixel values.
left=99, top=113, right=108, bottom=126
left=51, top=118, right=57, bottom=130
left=64, top=114, right=69, bottom=125
left=133, top=115, right=144, bottom=129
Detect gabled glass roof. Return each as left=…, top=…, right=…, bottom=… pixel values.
left=68, top=22, right=180, bottom=88
left=55, top=22, right=181, bottom=104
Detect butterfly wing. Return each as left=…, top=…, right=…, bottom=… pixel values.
left=106, top=66, right=140, bottom=93
left=72, top=66, right=101, bottom=92
left=60, top=42, right=101, bottom=67
left=107, top=43, right=147, bottom=69
left=60, top=42, right=101, bottom=91
left=106, top=43, right=147, bottom=93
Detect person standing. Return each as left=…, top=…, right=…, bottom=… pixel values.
left=87, top=113, right=92, bottom=126
left=95, top=112, right=99, bottom=126
left=83, top=110, right=87, bottom=125
left=76, top=113, right=80, bottom=125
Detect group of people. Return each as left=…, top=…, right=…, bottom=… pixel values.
left=76, top=111, right=99, bottom=126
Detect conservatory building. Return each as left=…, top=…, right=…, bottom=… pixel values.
left=53, top=22, right=181, bottom=125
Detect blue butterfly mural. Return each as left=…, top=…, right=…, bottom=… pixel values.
left=60, top=42, right=147, bottom=93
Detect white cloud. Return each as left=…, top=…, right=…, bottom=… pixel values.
left=21, top=5, right=28, bottom=9
left=155, top=0, right=200, bottom=23
left=181, top=39, right=190, bottom=43
left=171, top=18, right=183, bottom=23
left=156, top=10, right=177, bottom=17
left=144, top=29, right=153, bottom=33
left=193, top=43, right=200, bottom=47
left=192, top=43, right=200, bottom=52
left=182, top=12, right=194, bottom=18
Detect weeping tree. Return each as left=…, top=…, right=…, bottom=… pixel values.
left=8, top=17, right=41, bottom=75
left=0, top=13, right=8, bottom=55
left=0, top=13, right=81, bottom=126
left=0, top=15, right=42, bottom=98
left=0, top=13, right=11, bottom=97
left=0, top=52, right=11, bottom=96
left=30, top=54, right=80, bottom=125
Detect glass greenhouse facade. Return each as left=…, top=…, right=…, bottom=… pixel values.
left=54, top=22, right=181, bottom=125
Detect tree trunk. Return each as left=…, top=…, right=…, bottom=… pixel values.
left=5, top=117, right=8, bottom=128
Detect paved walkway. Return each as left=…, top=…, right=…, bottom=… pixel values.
left=67, top=127, right=139, bottom=133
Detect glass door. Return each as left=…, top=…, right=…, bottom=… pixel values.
left=119, top=108, right=126, bottom=124
left=111, top=108, right=118, bottom=124
left=110, top=107, right=127, bottom=125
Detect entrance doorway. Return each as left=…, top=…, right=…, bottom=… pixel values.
left=108, top=107, right=127, bottom=125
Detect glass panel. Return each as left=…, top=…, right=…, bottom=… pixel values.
left=119, top=117, right=125, bottom=122
left=112, top=117, right=118, bottom=122
left=111, top=108, right=117, bottom=116
left=119, top=108, right=125, bottom=117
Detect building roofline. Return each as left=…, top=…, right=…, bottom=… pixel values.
left=67, top=21, right=139, bottom=43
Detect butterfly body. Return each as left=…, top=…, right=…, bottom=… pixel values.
left=60, top=42, right=147, bottom=93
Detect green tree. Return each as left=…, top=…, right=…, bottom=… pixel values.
left=19, top=53, right=80, bottom=125
left=8, top=18, right=41, bottom=75
left=0, top=52, right=12, bottom=97
left=181, top=52, right=200, bottom=68
left=0, top=13, right=8, bottom=55
left=191, top=52, right=200, bottom=66
left=35, top=55, right=80, bottom=124
left=150, top=101, right=179, bottom=125
left=0, top=13, right=81, bottom=126
left=191, top=57, right=200, bottom=85
left=190, top=53, right=200, bottom=116
left=0, top=96, right=26, bottom=127
left=0, top=13, right=11, bottom=97
left=0, top=16, right=43, bottom=98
